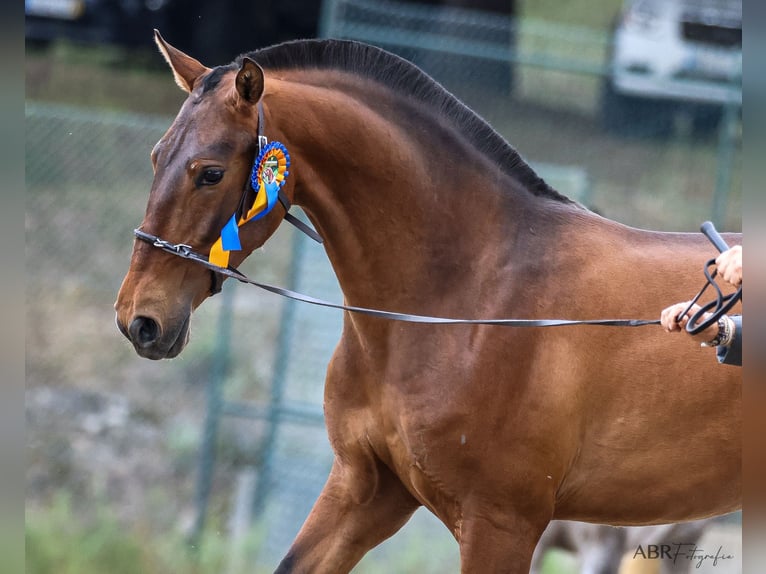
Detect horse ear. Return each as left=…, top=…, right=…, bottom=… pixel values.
left=153, top=29, right=210, bottom=93
left=235, top=58, right=265, bottom=104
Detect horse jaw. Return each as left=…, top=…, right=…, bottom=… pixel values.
left=153, top=29, right=210, bottom=93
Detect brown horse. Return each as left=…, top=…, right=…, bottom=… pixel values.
left=115, top=32, right=741, bottom=573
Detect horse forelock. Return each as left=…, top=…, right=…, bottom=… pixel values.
left=201, top=65, right=234, bottom=95
left=200, top=38, right=571, bottom=205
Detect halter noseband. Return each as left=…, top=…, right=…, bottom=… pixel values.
left=136, top=101, right=322, bottom=296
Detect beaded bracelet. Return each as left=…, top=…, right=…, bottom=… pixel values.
left=701, top=315, right=735, bottom=348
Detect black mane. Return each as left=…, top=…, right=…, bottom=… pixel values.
left=218, top=39, right=570, bottom=203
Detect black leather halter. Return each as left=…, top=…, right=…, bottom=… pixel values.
left=139, top=102, right=321, bottom=296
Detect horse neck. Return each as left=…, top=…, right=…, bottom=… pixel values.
left=264, top=77, right=541, bottom=311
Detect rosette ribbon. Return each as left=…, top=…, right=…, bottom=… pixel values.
left=209, top=141, right=290, bottom=267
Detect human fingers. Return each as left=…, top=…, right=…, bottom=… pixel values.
left=660, top=302, right=693, bottom=332
left=715, top=245, right=742, bottom=287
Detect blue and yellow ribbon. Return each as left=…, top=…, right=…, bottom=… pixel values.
left=209, top=142, right=290, bottom=267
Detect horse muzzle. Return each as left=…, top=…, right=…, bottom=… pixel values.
left=115, top=312, right=191, bottom=360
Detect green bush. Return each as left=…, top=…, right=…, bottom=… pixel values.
left=539, top=548, right=579, bottom=574
left=27, top=495, right=149, bottom=574
left=25, top=494, right=250, bottom=574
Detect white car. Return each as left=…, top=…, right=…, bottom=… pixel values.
left=602, top=0, right=741, bottom=136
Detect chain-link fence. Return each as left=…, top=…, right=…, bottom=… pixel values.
left=27, top=1, right=741, bottom=571
left=321, top=0, right=742, bottom=229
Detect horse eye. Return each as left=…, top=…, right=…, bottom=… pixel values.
left=199, top=168, right=224, bottom=186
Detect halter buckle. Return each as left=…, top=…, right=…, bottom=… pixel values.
left=151, top=236, right=193, bottom=257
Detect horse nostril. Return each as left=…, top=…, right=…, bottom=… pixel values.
left=129, top=316, right=161, bottom=348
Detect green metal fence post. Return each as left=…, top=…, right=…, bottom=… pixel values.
left=251, top=230, right=306, bottom=518
left=712, top=96, right=740, bottom=229
left=190, top=283, right=236, bottom=548
left=319, top=0, right=340, bottom=38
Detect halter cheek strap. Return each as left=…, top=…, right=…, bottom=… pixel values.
left=208, top=103, right=322, bottom=268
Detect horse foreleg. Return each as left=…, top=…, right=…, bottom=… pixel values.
left=458, top=509, right=551, bottom=574
left=274, top=456, right=420, bottom=574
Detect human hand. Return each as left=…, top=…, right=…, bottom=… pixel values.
left=716, top=245, right=742, bottom=287
left=660, top=301, right=718, bottom=343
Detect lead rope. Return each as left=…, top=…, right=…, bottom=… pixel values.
left=133, top=229, right=660, bottom=328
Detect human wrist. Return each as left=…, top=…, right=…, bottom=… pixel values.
left=700, top=315, right=735, bottom=348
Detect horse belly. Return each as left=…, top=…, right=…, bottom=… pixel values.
left=552, top=353, right=741, bottom=525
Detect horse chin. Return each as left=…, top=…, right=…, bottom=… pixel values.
left=134, top=315, right=191, bottom=360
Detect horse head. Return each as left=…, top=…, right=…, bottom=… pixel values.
left=115, top=32, right=287, bottom=359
